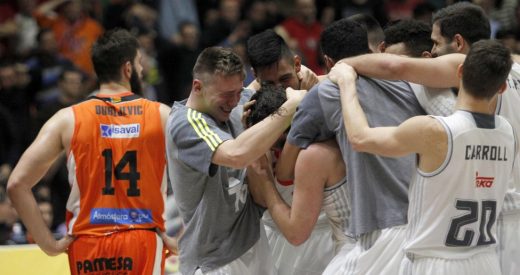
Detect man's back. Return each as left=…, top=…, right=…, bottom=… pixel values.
left=318, top=77, right=426, bottom=235
left=403, top=111, right=515, bottom=274
left=67, top=92, right=167, bottom=236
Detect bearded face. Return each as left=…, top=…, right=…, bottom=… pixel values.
left=129, top=64, right=143, bottom=95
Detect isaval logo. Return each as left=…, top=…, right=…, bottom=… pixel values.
left=100, top=123, right=140, bottom=138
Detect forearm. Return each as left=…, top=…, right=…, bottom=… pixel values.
left=36, top=0, right=67, bottom=15
left=338, top=78, right=371, bottom=149
left=340, top=53, right=462, bottom=88
left=263, top=180, right=310, bottom=245
left=7, top=183, right=57, bottom=254
left=215, top=101, right=297, bottom=168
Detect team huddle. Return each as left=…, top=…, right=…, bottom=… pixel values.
left=5, top=1, right=519, bottom=275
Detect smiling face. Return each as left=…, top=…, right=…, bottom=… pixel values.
left=200, top=74, right=244, bottom=122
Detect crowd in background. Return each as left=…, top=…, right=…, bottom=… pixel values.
left=0, top=0, right=520, bottom=247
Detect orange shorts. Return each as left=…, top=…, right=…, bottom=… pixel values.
left=68, top=229, right=166, bottom=275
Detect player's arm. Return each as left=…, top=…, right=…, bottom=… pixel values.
left=248, top=147, right=328, bottom=245
left=212, top=88, right=306, bottom=169
left=330, top=63, right=434, bottom=157
left=274, top=142, right=300, bottom=181
left=7, top=108, right=74, bottom=256
left=338, top=53, right=464, bottom=89
left=158, top=103, right=172, bottom=128
left=157, top=103, right=179, bottom=254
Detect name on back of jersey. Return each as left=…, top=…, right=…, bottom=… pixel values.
left=465, top=145, right=508, bottom=161
left=100, top=124, right=141, bottom=138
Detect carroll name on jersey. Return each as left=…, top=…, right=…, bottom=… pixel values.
left=465, top=145, right=508, bottom=161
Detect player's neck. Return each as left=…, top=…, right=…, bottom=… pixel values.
left=98, top=82, right=132, bottom=95
left=456, top=90, right=495, bottom=115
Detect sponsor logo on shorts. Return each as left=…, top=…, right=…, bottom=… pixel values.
left=90, top=208, right=153, bottom=224
left=100, top=123, right=140, bottom=138
left=76, top=257, right=133, bottom=274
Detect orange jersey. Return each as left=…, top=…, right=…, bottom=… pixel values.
left=66, top=92, right=166, bottom=236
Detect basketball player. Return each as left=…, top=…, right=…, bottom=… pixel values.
left=330, top=39, right=515, bottom=274
left=246, top=29, right=335, bottom=274
left=337, top=4, right=520, bottom=273
left=246, top=85, right=354, bottom=256
left=283, top=18, right=426, bottom=275
left=7, top=29, right=174, bottom=274
left=166, top=46, right=305, bottom=275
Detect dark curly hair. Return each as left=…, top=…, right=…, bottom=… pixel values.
left=246, top=84, right=287, bottom=127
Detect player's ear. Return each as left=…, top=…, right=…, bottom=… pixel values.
left=293, top=55, right=301, bottom=73
left=498, top=82, right=507, bottom=94
left=421, top=51, right=432, bottom=58
left=453, top=34, right=466, bottom=53
left=456, top=64, right=463, bottom=80
left=378, top=41, right=386, bottom=53
left=193, top=79, right=203, bottom=94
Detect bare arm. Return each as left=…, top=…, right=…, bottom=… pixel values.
left=249, top=145, right=331, bottom=245
left=36, top=0, right=68, bottom=15
left=157, top=103, right=179, bottom=254
left=159, top=103, right=171, bottom=128
left=338, top=53, right=465, bottom=89
left=212, top=88, right=306, bottom=169
left=329, top=63, right=438, bottom=158
left=7, top=108, right=74, bottom=255
left=274, top=142, right=300, bottom=181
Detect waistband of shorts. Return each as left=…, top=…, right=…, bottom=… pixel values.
left=76, top=227, right=158, bottom=238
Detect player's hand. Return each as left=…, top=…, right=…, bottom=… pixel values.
left=297, top=65, right=319, bottom=90
left=43, top=234, right=75, bottom=256
left=156, top=229, right=179, bottom=257
left=285, top=87, right=306, bottom=107
left=249, top=154, right=273, bottom=179
left=241, top=99, right=256, bottom=128
left=328, top=63, right=357, bottom=86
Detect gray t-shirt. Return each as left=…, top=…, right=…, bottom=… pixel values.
left=166, top=90, right=263, bottom=275
left=288, top=77, right=426, bottom=236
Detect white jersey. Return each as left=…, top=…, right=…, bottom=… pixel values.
left=409, top=83, right=456, bottom=116
left=496, top=62, right=520, bottom=213
left=322, top=178, right=355, bottom=253
left=405, top=111, right=516, bottom=260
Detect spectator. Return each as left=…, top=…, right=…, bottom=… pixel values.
left=276, top=0, right=324, bottom=74
left=158, top=21, right=201, bottom=105
left=33, top=0, right=104, bottom=77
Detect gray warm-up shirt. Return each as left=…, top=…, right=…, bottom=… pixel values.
left=287, top=77, right=426, bottom=236
left=166, top=90, right=263, bottom=275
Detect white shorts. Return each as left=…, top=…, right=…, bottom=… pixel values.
left=497, top=211, right=520, bottom=275
left=195, top=223, right=276, bottom=275
left=324, top=225, right=406, bottom=275
left=265, top=222, right=335, bottom=275
left=400, top=251, right=500, bottom=275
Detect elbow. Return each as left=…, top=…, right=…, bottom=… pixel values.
left=348, top=134, right=369, bottom=153
left=225, top=152, right=250, bottom=169
left=6, top=178, right=21, bottom=198
left=381, top=59, right=406, bottom=80
left=284, top=230, right=310, bottom=246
